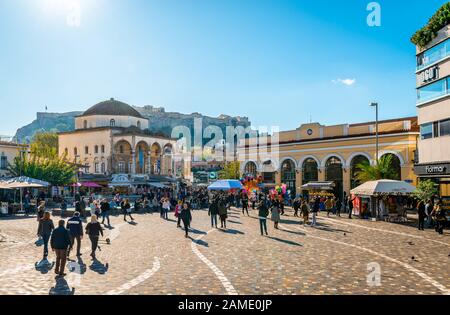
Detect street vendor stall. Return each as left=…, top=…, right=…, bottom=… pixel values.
left=301, top=181, right=335, bottom=200
left=208, top=180, right=244, bottom=191
left=4, top=176, right=50, bottom=214
left=350, top=179, right=416, bottom=221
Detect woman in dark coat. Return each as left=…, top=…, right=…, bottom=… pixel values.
left=37, top=211, right=55, bottom=260
left=85, top=215, right=104, bottom=259
left=417, top=201, right=426, bottom=231
left=179, top=203, right=192, bottom=238
left=218, top=197, right=228, bottom=229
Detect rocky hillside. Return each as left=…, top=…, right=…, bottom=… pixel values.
left=14, top=105, right=251, bottom=145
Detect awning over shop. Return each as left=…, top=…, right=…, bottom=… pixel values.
left=301, top=181, right=335, bottom=191
left=148, top=182, right=167, bottom=189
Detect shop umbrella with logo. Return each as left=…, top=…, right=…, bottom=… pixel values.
left=207, top=180, right=244, bottom=191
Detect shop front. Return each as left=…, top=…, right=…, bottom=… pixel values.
left=414, top=162, right=450, bottom=214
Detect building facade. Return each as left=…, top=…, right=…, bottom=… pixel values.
left=58, top=99, right=191, bottom=182
left=0, top=141, right=27, bottom=178
left=238, top=117, right=419, bottom=199
left=414, top=24, right=450, bottom=201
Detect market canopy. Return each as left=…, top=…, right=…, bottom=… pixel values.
left=148, top=182, right=167, bottom=189
left=4, top=176, right=50, bottom=188
left=72, top=182, right=103, bottom=188
left=208, top=180, right=244, bottom=191
left=0, top=182, right=11, bottom=190
left=350, top=179, right=416, bottom=197
left=301, top=181, right=335, bottom=191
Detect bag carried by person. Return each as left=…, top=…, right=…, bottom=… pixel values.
left=35, top=237, right=44, bottom=247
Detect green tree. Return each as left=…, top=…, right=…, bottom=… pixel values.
left=218, top=161, right=241, bottom=180
left=8, top=153, right=77, bottom=186
left=30, top=132, right=59, bottom=158
left=413, top=180, right=438, bottom=203
left=354, top=155, right=399, bottom=183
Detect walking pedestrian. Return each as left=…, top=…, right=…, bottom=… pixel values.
left=325, top=197, right=333, bottom=217
left=50, top=219, right=71, bottom=277
left=257, top=197, right=269, bottom=236
left=100, top=199, right=111, bottom=227
left=85, top=215, right=104, bottom=260
left=293, top=198, right=300, bottom=217
left=37, top=211, right=54, bottom=260
left=301, top=200, right=309, bottom=225
left=242, top=194, right=249, bottom=216
left=67, top=211, right=83, bottom=258
left=417, top=201, right=426, bottom=231
left=162, top=198, right=171, bottom=220
left=37, top=201, right=46, bottom=220
left=218, top=197, right=228, bottom=229
left=425, top=200, right=433, bottom=228
left=348, top=196, right=355, bottom=219
left=180, top=202, right=192, bottom=238
left=175, top=200, right=182, bottom=228
left=121, top=199, right=134, bottom=222
left=271, top=200, right=281, bottom=229
left=433, top=201, right=447, bottom=235
left=311, top=198, right=320, bottom=227
left=208, top=197, right=219, bottom=228
left=335, top=198, right=342, bottom=217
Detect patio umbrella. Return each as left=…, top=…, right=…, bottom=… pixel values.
left=0, top=182, right=11, bottom=190
left=208, top=180, right=244, bottom=191
left=4, top=177, right=50, bottom=212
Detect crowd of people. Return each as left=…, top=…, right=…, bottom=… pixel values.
left=25, top=184, right=449, bottom=279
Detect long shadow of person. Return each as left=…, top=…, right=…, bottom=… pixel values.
left=193, top=239, right=209, bottom=247
left=267, top=236, right=302, bottom=247
left=49, top=277, right=75, bottom=295
left=189, top=228, right=207, bottom=235
left=35, top=259, right=55, bottom=274
left=219, top=228, right=245, bottom=235
left=127, top=221, right=138, bottom=226
left=89, top=259, right=109, bottom=275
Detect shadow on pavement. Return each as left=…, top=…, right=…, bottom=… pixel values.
left=193, top=239, right=209, bottom=247
left=89, top=259, right=109, bottom=275
left=218, top=228, right=245, bottom=235
left=49, top=277, right=75, bottom=295
left=189, top=228, right=207, bottom=235
left=227, top=220, right=242, bottom=225
left=35, top=259, right=54, bottom=274
left=267, top=236, right=302, bottom=247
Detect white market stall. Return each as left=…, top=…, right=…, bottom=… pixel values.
left=350, top=179, right=416, bottom=221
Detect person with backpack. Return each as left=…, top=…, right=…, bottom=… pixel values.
left=37, top=211, right=55, bottom=260
left=50, top=219, right=71, bottom=277
left=257, top=196, right=269, bottom=236
left=85, top=215, right=104, bottom=260
left=67, top=211, right=83, bottom=258
left=208, top=197, right=219, bottom=228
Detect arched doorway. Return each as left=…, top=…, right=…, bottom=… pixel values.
left=325, top=156, right=343, bottom=199
left=281, top=159, right=296, bottom=197
left=350, top=155, right=370, bottom=189
left=302, top=158, right=318, bottom=184
left=380, top=153, right=402, bottom=180
left=114, top=140, right=132, bottom=173
left=244, top=161, right=257, bottom=177
left=135, top=141, right=149, bottom=174
left=162, top=144, right=173, bottom=175
left=150, top=143, right=162, bottom=175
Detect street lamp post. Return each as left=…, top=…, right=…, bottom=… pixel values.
left=370, top=102, right=379, bottom=164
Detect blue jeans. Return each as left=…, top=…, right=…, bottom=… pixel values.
left=211, top=214, right=218, bottom=227
left=102, top=212, right=110, bottom=226
left=259, top=219, right=267, bottom=235
left=42, top=234, right=51, bottom=258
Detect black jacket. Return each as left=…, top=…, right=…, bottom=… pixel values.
left=101, top=201, right=110, bottom=213
left=208, top=201, right=219, bottom=215
left=50, top=226, right=71, bottom=250
left=85, top=222, right=104, bottom=237
left=67, top=216, right=83, bottom=236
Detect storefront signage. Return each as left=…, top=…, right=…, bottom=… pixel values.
left=415, top=163, right=450, bottom=176
left=418, top=65, right=439, bottom=85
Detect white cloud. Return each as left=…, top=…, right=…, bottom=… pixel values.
left=66, top=1, right=81, bottom=27
left=332, top=78, right=356, bottom=86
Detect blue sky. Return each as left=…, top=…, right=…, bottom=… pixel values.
left=0, top=0, right=448, bottom=136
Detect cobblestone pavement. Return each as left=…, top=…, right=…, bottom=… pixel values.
left=0, top=207, right=449, bottom=295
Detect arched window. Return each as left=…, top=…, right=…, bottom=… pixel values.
left=137, top=121, right=141, bottom=129
left=244, top=161, right=257, bottom=177
left=302, top=158, right=318, bottom=184
left=101, top=145, right=105, bottom=154
left=83, top=120, right=88, bottom=129
left=101, top=162, right=106, bottom=173
left=350, top=155, right=370, bottom=189
left=110, top=119, right=116, bottom=127
left=85, top=146, right=89, bottom=154
left=325, top=157, right=343, bottom=199
left=281, top=160, right=296, bottom=197
left=380, top=153, right=402, bottom=180
left=95, top=145, right=99, bottom=154
left=119, top=145, right=124, bottom=154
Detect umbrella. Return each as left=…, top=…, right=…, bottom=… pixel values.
left=350, top=179, right=416, bottom=197
left=208, top=180, right=244, bottom=191
left=4, top=177, right=50, bottom=212
left=0, top=182, right=11, bottom=190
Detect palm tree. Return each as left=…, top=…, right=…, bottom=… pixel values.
left=354, top=154, right=399, bottom=183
